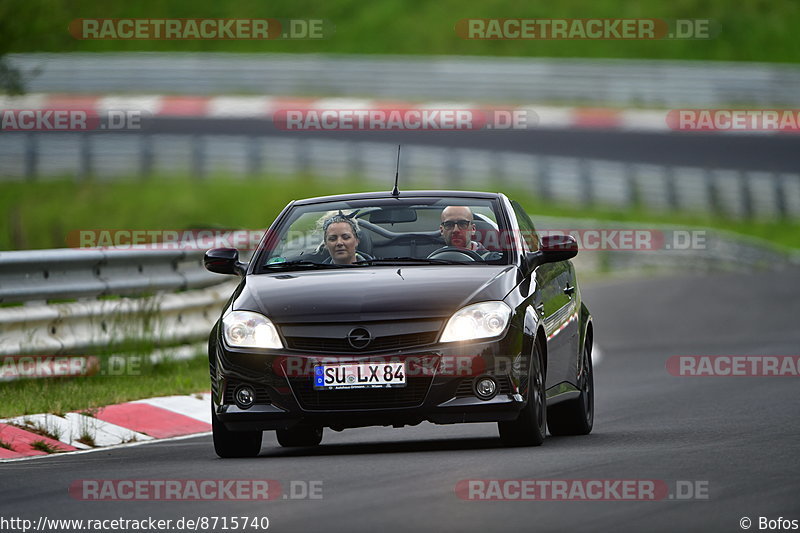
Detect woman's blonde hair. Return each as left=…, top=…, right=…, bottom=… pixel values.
left=321, top=212, right=360, bottom=239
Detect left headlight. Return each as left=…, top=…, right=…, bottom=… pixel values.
left=440, top=301, right=512, bottom=343
left=222, top=310, right=283, bottom=349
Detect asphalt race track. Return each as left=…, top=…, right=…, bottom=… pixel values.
left=2, top=268, right=798, bottom=532
left=138, top=117, right=800, bottom=172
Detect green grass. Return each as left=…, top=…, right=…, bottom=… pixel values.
left=0, top=354, right=209, bottom=418
left=10, top=418, right=62, bottom=441
left=1, top=175, right=375, bottom=249
left=1, top=0, right=799, bottom=63
left=2, top=175, right=798, bottom=251
left=76, top=432, right=96, bottom=447
left=30, top=440, right=65, bottom=454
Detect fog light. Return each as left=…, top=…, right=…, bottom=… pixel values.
left=234, top=385, right=256, bottom=409
left=474, top=377, right=498, bottom=400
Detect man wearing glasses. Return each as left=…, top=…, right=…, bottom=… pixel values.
left=439, top=206, right=488, bottom=253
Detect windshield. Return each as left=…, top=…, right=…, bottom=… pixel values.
left=254, top=196, right=513, bottom=272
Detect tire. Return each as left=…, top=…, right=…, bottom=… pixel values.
left=276, top=425, right=323, bottom=447
left=212, top=405, right=263, bottom=458
left=547, top=340, right=594, bottom=436
left=498, top=339, right=546, bottom=447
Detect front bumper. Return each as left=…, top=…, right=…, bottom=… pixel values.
left=210, top=332, right=529, bottom=431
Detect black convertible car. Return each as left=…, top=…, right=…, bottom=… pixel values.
left=204, top=190, right=594, bottom=457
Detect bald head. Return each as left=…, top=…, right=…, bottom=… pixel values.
left=440, top=206, right=474, bottom=223
left=440, top=206, right=476, bottom=248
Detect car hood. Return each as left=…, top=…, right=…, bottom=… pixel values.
left=233, top=265, right=518, bottom=323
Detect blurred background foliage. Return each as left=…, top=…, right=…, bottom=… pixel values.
left=1, top=0, right=798, bottom=62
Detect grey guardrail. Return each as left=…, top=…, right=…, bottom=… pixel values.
left=0, top=247, right=223, bottom=304
left=3, top=134, right=798, bottom=220
left=8, top=53, right=800, bottom=107
left=534, top=217, right=800, bottom=273
left=0, top=281, right=237, bottom=357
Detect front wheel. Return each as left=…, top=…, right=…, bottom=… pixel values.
left=547, top=340, right=594, bottom=436
left=498, top=340, right=546, bottom=447
left=212, top=405, right=263, bottom=458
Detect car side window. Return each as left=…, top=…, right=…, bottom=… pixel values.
left=511, top=200, right=539, bottom=252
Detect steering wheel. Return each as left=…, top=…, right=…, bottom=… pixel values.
left=427, top=246, right=484, bottom=262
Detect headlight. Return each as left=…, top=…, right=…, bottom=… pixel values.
left=440, top=301, right=511, bottom=343
left=222, top=310, right=283, bottom=349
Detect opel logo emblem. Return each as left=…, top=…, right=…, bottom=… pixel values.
left=347, top=327, right=372, bottom=349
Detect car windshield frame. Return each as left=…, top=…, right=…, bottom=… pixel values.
left=251, top=195, right=516, bottom=274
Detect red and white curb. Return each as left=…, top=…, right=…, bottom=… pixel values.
left=0, top=93, right=673, bottom=131
left=0, top=393, right=211, bottom=461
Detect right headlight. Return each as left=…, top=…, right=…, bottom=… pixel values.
left=222, top=310, right=283, bottom=349
left=440, top=301, right=511, bottom=343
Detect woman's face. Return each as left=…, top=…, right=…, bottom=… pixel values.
left=324, top=222, right=359, bottom=264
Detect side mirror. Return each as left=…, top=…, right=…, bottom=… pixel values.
left=524, top=234, right=578, bottom=272
left=204, top=248, right=246, bottom=276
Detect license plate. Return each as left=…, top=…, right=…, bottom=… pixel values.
left=313, top=362, right=406, bottom=389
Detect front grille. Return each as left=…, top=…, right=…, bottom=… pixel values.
left=289, top=377, right=432, bottom=410
left=223, top=381, right=272, bottom=405
left=455, top=375, right=513, bottom=398
left=284, top=331, right=438, bottom=353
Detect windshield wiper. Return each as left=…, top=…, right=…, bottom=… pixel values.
left=263, top=260, right=344, bottom=270
left=353, top=257, right=470, bottom=265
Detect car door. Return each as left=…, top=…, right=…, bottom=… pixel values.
left=551, top=255, right=581, bottom=386
left=510, top=201, right=576, bottom=390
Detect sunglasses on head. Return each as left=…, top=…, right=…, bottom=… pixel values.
left=441, top=219, right=472, bottom=230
